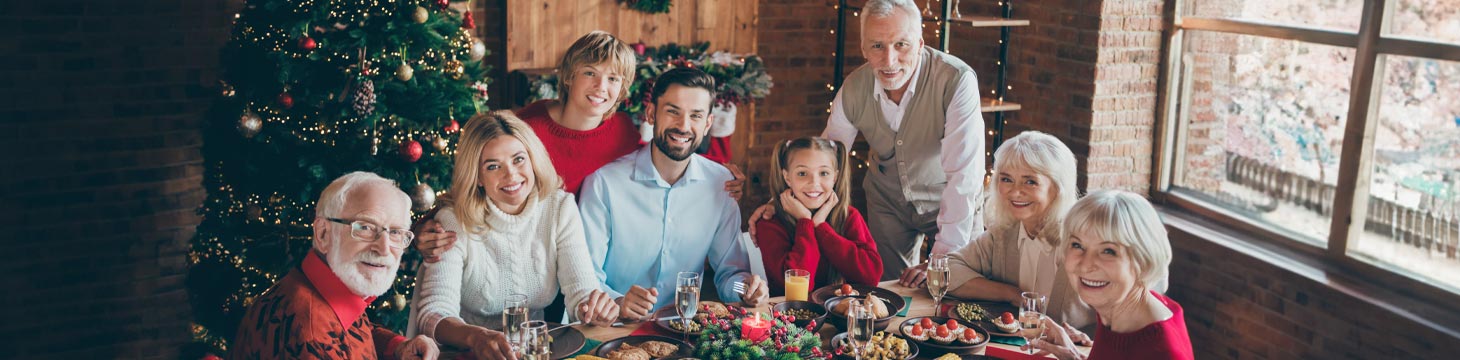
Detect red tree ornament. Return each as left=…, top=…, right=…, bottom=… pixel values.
left=434, top=0, right=449, bottom=10
left=443, top=119, right=460, bottom=133
left=276, top=92, right=294, bottom=109
left=399, top=140, right=423, bottom=162
left=461, top=11, right=475, bottom=29
left=297, top=36, right=317, bottom=51
left=632, top=42, right=646, bottom=56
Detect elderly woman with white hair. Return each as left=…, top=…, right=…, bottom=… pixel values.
left=1030, top=190, right=1193, bottom=360
left=931, top=131, right=1099, bottom=329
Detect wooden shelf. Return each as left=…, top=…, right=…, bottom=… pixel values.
left=981, top=99, right=1021, bottom=113
left=924, top=15, right=1030, bottom=27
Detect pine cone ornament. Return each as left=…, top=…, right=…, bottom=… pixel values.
left=352, top=78, right=376, bottom=116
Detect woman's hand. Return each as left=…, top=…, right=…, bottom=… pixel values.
left=1027, top=316, right=1086, bottom=360
left=467, top=327, right=516, bottom=360
left=577, top=290, right=620, bottom=327
left=779, top=190, right=813, bottom=221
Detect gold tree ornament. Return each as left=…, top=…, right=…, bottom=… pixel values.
left=444, top=59, right=465, bottom=79
left=410, top=183, right=436, bottom=212
left=412, top=6, right=429, bottom=24
left=396, top=63, right=414, bottom=81
left=470, top=38, right=487, bottom=61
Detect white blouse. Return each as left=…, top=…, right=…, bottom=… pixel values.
left=414, top=190, right=601, bottom=337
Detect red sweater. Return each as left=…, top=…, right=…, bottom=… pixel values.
left=1087, top=291, right=1194, bottom=360
left=516, top=100, right=642, bottom=195
left=753, top=207, right=882, bottom=295
left=230, top=252, right=405, bottom=360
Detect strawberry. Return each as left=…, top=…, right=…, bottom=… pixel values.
left=963, top=328, right=980, bottom=341
left=920, top=318, right=934, bottom=329
left=1001, top=312, right=1016, bottom=325
left=946, top=319, right=960, bottom=329
left=840, top=284, right=854, bottom=294
left=910, top=325, right=925, bottom=336
left=936, top=324, right=951, bottom=338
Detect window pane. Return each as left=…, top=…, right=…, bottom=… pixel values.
left=1186, top=0, right=1363, bottom=32
left=1388, top=0, right=1460, bottom=45
left=1173, top=31, right=1356, bottom=246
left=1352, top=55, right=1460, bottom=293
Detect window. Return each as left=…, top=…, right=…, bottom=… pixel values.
left=1159, top=0, right=1460, bottom=295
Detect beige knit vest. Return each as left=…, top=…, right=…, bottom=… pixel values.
left=841, top=46, right=973, bottom=213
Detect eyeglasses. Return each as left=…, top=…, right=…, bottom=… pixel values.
left=325, top=217, right=414, bottom=249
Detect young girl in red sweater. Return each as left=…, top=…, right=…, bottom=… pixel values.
left=755, top=137, right=882, bottom=295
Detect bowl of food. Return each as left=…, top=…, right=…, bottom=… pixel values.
left=824, top=295, right=895, bottom=332
left=772, top=301, right=827, bottom=331
left=829, top=330, right=918, bottom=360
left=896, top=316, right=989, bottom=354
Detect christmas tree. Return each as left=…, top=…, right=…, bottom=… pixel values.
left=186, top=0, right=489, bottom=354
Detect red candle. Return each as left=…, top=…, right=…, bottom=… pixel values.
left=740, top=313, right=772, bottom=342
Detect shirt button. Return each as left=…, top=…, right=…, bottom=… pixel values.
left=896, top=140, right=904, bottom=146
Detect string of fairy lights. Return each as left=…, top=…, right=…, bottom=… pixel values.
left=826, top=0, right=1017, bottom=179
left=195, top=1, right=479, bottom=330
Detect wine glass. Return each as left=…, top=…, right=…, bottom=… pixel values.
left=676, top=272, right=701, bottom=343
left=1019, top=291, right=1048, bottom=354
left=926, top=254, right=950, bottom=311
left=846, top=298, right=876, bottom=360
left=517, top=320, right=552, bottom=360
left=501, top=294, right=529, bottom=351
left=953, top=0, right=962, bottom=18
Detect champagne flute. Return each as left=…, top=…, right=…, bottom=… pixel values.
left=953, top=0, right=962, bottom=18
left=926, top=254, right=950, bottom=312
left=517, top=320, right=552, bottom=360
left=846, top=298, right=876, bottom=360
left=1019, top=291, right=1048, bottom=354
left=676, top=272, right=701, bottom=343
left=501, top=294, right=529, bottom=352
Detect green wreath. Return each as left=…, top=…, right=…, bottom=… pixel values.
left=620, top=0, right=672, bottom=14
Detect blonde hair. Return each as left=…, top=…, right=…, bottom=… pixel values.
left=556, top=31, right=637, bottom=103
left=770, top=137, right=852, bottom=231
left=983, top=131, right=1080, bottom=246
left=1062, top=190, right=1172, bottom=288
left=443, top=111, right=562, bottom=232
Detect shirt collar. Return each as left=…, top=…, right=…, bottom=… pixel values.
left=630, top=144, right=706, bottom=187
left=301, top=250, right=376, bottom=327
left=872, top=47, right=926, bottom=101
left=1018, top=223, right=1053, bottom=253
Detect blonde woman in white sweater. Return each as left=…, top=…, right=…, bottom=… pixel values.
left=414, top=111, right=619, bottom=360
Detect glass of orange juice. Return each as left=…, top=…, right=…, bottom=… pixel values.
left=784, top=269, right=811, bottom=301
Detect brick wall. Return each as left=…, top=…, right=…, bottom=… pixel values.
left=0, top=0, right=233, bottom=358
left=1166, top=218, right=1460, bottom=359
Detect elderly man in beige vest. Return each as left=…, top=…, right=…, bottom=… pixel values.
left=753, top=0, right=986, bottom=283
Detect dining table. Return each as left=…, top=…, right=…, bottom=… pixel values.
left=561, top=280, right=1092, bottom=359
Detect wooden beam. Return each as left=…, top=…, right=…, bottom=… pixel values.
left=1180, top=17, right=1358, bottom=48
left=1328, top=0, right=1393, bottom=257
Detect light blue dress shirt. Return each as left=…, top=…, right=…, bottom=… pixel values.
left=579, top=145, right=749, bottom=310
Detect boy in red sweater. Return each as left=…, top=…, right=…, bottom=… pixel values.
left=754, top=137, right=882, bottom=295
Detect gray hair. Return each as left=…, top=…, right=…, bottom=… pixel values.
left=984, top=131, right=1081, bottom=246
left=860, top=0, right=922, bottom=32
left=1063, top=190, right=1172, bottom=289
left=316, top=171, right=408, bottom=219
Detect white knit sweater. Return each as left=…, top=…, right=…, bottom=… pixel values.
left=414, top=190, right=601, bottom=337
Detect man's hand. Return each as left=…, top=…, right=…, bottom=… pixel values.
left=898, top=262, right=929, bottom=288
left=396, top=334, right=440, bottom=360
left=413, top=219, right=457, bottom=263
left=779, top=190, right=813, bottom=221
left=576, top=290, right=620, bottom=327
left=746, top=203, right=776, bottom=237
left=723, top=164, right=746, bottom=200
left=739, top=275, right=769, bottom=307
left=466, top=328, right=516, bottom=360
left=617, top=285, right=659, bottom=321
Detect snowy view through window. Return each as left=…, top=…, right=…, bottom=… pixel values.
left=1174, top=0, right=1460, bottom=291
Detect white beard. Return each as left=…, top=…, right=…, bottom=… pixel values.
left=327, top=241, right=399, bottom=297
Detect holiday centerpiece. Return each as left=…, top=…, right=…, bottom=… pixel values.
left=691, top=306, right=829, bottom=360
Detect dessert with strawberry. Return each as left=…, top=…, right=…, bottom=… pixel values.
left=993, top=311, right=1020, bottom=334
left=958, top=326, right=984, bottom=345
left=834, top=283, right=860, bottom=297
left=930, top=324, right=955, bottom=344
left=903, top=322, right=929, bottom=341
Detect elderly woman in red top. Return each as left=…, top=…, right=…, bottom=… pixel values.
left=753, top=136, right=882, bottom=294
left=1030, top=190, right=1193, bottom=360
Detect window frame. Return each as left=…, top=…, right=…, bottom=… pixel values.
left=1152, top=0, right=1460, bottom=303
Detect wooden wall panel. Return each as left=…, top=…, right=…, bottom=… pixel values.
left=505, top=0, right=758, bottom=71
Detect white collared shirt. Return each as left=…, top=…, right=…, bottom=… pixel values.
left=1016, top=223, right=1058, bottom=297
left=823, top=55, right=985, bottom=255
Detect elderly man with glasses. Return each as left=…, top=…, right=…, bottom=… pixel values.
left=229, top=171, right=439, bottom=360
